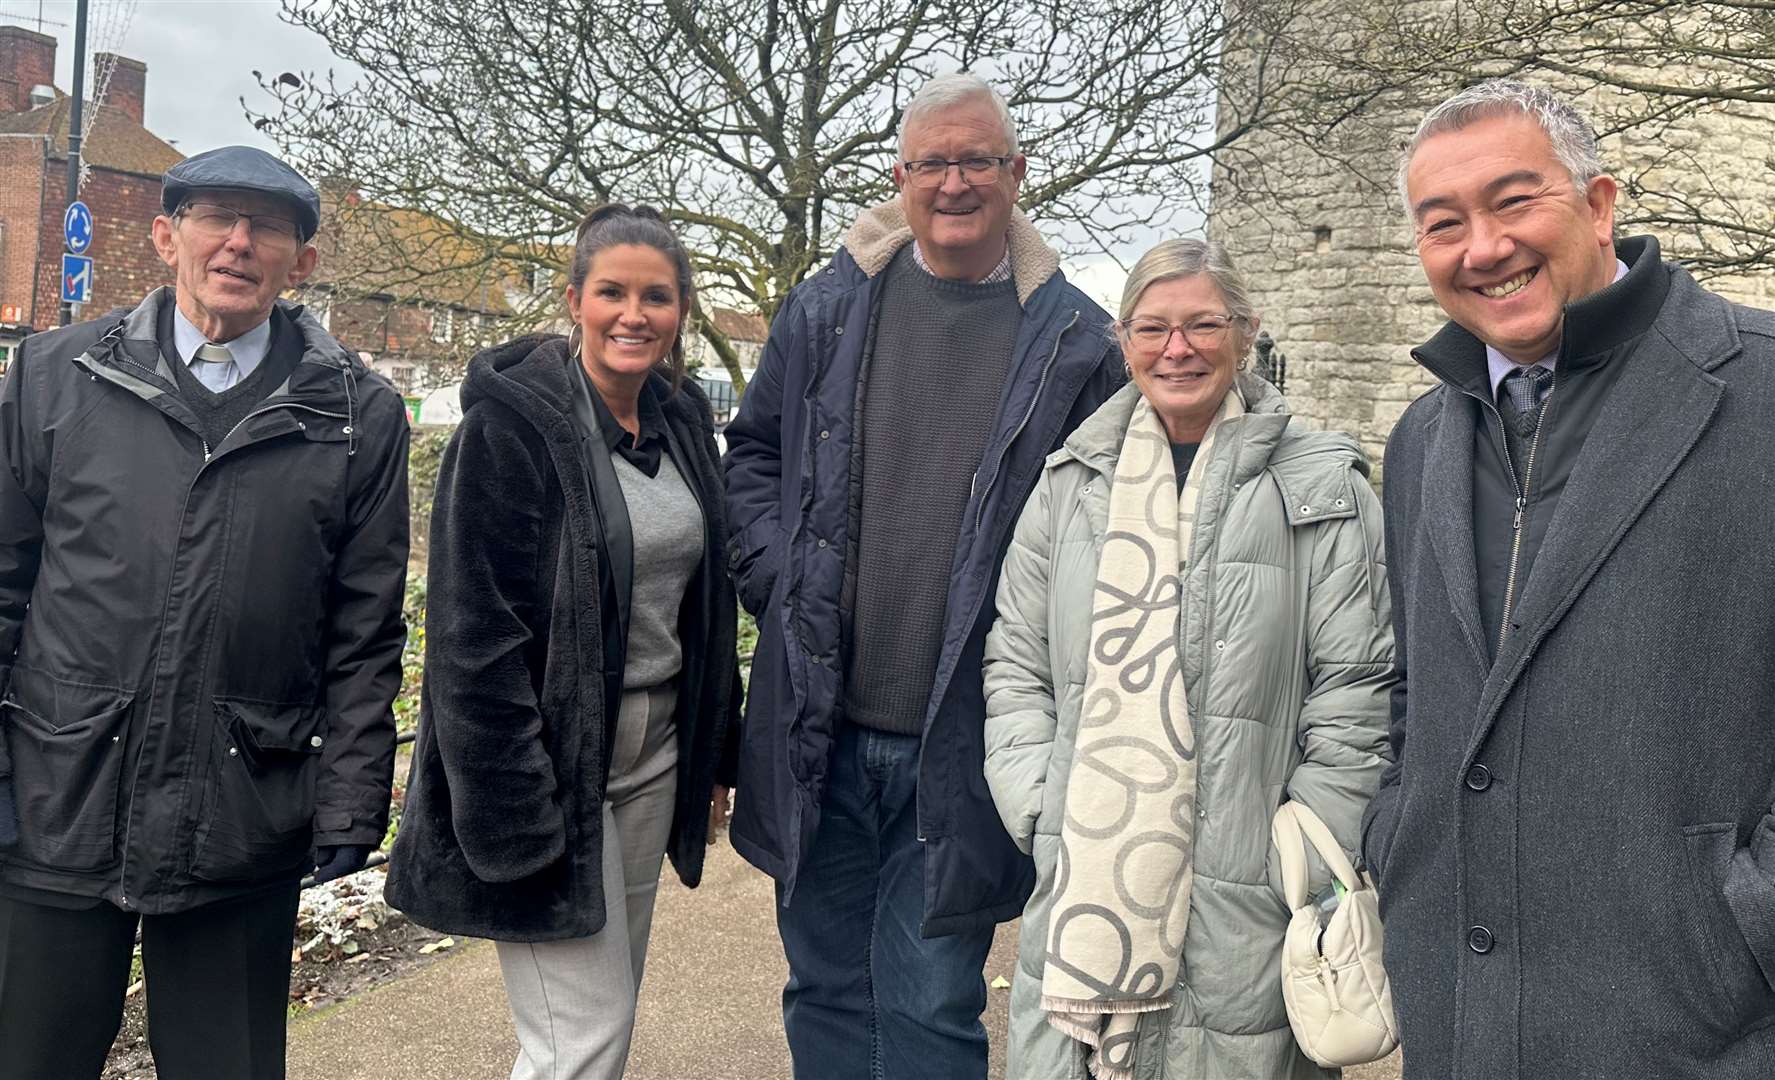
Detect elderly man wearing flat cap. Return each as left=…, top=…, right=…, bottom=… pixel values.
left=0, top=146, right=410, bottom=1078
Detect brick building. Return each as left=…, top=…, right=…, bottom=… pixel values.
left=0, top=26, right=179, bottom=369
left=296, top=195, right=551, bottom=398
left=0, top=24, right=524, bottom=394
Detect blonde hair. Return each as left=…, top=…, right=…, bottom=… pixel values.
left=1117, top=238, right=1258, bottom=357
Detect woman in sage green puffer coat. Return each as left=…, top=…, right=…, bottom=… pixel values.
left=983, top=364, right=1394, bottom=1079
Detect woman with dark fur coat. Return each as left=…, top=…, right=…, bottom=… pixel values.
left=387, top=206, right=742, bottom=1080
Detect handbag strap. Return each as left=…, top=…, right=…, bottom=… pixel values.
left=1271, top=800, right=1360, bottom=909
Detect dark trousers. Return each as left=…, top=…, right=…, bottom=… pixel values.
left=777, top=723, right=994, bottom=1080
left=0, top=884, right=301, bottom=1080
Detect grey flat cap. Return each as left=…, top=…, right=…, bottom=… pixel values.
left=161, top=146, right=321, bottom=241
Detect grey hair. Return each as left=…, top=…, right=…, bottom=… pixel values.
left=1398, top=79, right=1606, bottom=215
left=1118, top=238, right=1259, bottom=355
left=897, top=73, right=1019, bottom=159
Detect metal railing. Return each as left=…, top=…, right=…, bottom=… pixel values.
left=1253, top=331, right=1288, bottom=394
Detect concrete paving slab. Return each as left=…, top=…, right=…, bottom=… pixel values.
left=288, top=840, right=1398, bottom=1079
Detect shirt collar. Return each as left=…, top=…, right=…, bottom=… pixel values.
left=910, top=241, right=1012, bottom=284
left=171, top=302, right=273, bottom=379
left=586, top=373, right=667, bottom=452
left=1485, top=257, right=1629, bottom=401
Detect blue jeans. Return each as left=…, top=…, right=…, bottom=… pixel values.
left=777, top=722, right=993, bottom=1080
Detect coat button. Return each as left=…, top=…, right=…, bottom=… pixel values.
left=228, top=745, right=239, bottom=757
left=1468, top=925, right=1495, bottom=954
left=819, top=430, right=830, bottom=439
left=1300, top=505, right=1312, bottom=514
left=311, top=735, right=325, bottom=748
left=816, top=538, right=828, bottom=548
left=1465, top=763, right=1492, bottom=791
left=833, top=326, right=844, bottom=336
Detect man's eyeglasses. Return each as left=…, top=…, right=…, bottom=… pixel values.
left=177, top=202, right=304, bottom=250
left=1115, top=315, right=1242, bottom=356
left=900, top=156, right=1014, bottom=189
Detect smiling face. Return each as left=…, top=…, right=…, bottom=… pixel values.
left=151, top=188, right=316, bottom=342
left=1123, top=274, right=1251, bottom=444
left=566, top=243, right=685, bottom=395
left=1405, top=112, right=1618, bottom=363
left=893, top=96, right=1026, bottom=280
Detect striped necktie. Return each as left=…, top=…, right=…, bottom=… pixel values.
left=190, top=341, right=239, bottom=392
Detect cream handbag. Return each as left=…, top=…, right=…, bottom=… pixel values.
left=1271, top=800, right=1399, bottom=1068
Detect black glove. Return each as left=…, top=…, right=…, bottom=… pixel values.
left=309, top=844, right=373, bottom=886
left=0, top=777, right=15, bottom=849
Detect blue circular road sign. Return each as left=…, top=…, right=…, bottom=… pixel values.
left=64, top=201, right=94, bottom=255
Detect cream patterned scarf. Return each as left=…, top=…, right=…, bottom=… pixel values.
left=1041, top=387, right=1245, bottom=1079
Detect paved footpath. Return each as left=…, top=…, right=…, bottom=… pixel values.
left=288, top=840, right=1400, bottom=1079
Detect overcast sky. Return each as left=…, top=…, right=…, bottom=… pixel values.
left=5, top=0, right=1136, bottom=305
left=8, top=0, right=349, bottom=153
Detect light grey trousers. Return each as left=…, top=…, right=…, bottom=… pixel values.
left=496, top=685, right=679, bottom=1080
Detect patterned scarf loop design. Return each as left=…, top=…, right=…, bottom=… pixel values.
left=1041, top=387, right=1245, bottom=1079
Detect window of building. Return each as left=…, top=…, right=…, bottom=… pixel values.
left=430, top=307, right=454, bottom=343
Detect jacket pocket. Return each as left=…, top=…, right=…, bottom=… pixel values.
left=189, top=697, right=325, bottom=882
left=1682, top=823, right=1775, bottom=1029
left=0, top=671, right=133, bottom=873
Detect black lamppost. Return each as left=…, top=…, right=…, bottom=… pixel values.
left=59, top=0, right=90, bottom=327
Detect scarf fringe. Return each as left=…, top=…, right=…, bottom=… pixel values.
left=1041, top=995, right=1172, bottom=1019
left=1088, top=1060, right=1136, bottom=1080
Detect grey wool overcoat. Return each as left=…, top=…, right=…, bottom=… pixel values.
left=1364, top=238, right=1775, bottom=1078
left=984, top=376, right=1393, bottom=1079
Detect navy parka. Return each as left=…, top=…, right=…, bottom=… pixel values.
left=723, top=214, right=1122, bottom=937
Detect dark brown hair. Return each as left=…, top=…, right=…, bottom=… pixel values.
left=568, top=203, right=694, bottom=394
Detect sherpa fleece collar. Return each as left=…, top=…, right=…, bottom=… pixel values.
left=840, top=199, right=1061, bottom=308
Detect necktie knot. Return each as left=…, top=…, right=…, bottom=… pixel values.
left=190, top=342, right=238, bottom=392
left=1502, top=365, right=1553, bottom=436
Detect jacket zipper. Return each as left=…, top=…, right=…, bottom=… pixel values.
left=975, top=310, right=1080, bottom=530
left=1484, top=384, right=1555, bottom=653
left=922, top=309, right=1078, bottom=845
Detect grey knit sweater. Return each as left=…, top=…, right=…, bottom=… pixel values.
left=842, top=247, right=1021, bottom=735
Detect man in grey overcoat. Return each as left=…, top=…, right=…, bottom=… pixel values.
left=1365, top=78, right=1775, bottom=1078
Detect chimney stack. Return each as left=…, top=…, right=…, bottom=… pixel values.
left=96, top=53, right=145, bottom=125
left=0, top=26, right=57, bottom=115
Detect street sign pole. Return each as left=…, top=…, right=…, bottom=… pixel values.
left=59, top=0, right=89, bottom=327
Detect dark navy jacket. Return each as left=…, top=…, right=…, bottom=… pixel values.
left=723, top=228, right=1121, bottom=937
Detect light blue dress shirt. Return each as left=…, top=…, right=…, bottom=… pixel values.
left=171, top=305, right=272, bottom=393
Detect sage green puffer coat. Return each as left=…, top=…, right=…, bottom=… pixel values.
left=983, top=376, right=1394, bottom=1079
